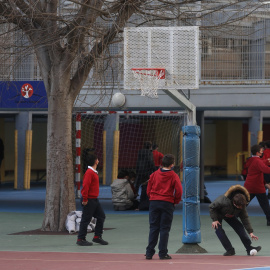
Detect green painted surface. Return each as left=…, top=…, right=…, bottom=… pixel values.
left=1, top=212, right=269, bottom=257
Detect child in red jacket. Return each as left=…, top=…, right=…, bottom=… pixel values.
left=145, top=154, right=183, bottom=260
left=261, top=140, right=270, bottom=187
left=152, top=144, right=164, bottom=170
left=76, top=154, right=108, bottom=246
left=244, top=145, right=270, bottom=226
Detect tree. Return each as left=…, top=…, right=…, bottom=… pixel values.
left=0, top=0, right=263, bottom=231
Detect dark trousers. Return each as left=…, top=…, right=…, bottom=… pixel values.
left=146, top=200, right=174, bottom=258
left=77, top=198, right=105, bottom=240
left=215, top=217, right=251, bottom=252
left=249, top=193, right=270, bottom=222
left=264, top=174, right=270, bottom=184
left=135, top=174, right=149, bottom=192
left=139, top=184, right=150, bottom=211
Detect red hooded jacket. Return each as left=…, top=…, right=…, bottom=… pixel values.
left=147, top=168, right=183, bottom=204
left=244, top=157, right=270, bottom=194
left=152, top=150, right=164, bottom=167
left=262, top=148, right=270, bottom=160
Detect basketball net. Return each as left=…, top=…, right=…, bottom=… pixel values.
left=131, top=68, right=165, bottom=98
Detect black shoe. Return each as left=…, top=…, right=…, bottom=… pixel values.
left=160, top=254, right=172, bottom=260
left=92, top=236, right=108, bottom=245
left=223, top=248, right=235, bottom=256
left=247, top=246, right=261, bottom=256
left=76, top=239, right=93, bottom=246
left=145, top=253, right=154, bottom=260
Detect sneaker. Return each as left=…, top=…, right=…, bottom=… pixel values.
left=248, top=246, right=261, bottom=256
left=145, top=254, right=152, bottom=260
left=160, top=254, right=172, bottom=260
left=76, top=239, right=93, bottom=246
left=92, top=236, right=109, bottom=245
left=223, top=248, right=235, bottom=256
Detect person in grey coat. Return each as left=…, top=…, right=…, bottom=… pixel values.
left=111, top=170, right=138, bottom=211
left=209, top=185, right=261, bottom=256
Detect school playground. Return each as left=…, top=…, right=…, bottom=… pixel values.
left=0, top=180, right=270, bottom=270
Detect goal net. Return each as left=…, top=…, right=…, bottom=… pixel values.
left=72, top=112, right=186, bottom=198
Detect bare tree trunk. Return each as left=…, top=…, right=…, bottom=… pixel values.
left=42, top=83, right=76, bottom=231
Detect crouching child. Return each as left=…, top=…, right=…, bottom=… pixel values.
left=209, top=185, right=261, bottom=256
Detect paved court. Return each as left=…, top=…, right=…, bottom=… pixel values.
left=0, top=180, right=270, bottom=270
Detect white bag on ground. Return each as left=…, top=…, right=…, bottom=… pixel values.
left=65, top=211, right=77, bottom=234
left=66, top=211, right=96, bottom=234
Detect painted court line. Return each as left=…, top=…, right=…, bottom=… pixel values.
left=232, top=265, right=270, bottom=270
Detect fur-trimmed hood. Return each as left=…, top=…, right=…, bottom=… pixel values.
left=224, top=185, right=250, bottom=203
left=209, top=184, right=253, bottom=233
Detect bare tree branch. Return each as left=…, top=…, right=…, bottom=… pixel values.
left=70, top=0, right=143, bottom=100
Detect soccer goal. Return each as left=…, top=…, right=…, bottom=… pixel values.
left=72, top=111, right=186, bottom=194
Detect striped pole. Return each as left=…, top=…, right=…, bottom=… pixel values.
left=75, top=113, right=81, bottom=198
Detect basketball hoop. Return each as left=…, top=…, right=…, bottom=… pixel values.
left=131, top=68, right=165, bottom=98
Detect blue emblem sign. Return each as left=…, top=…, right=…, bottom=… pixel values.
left=0, top=81, right=48, bottom=109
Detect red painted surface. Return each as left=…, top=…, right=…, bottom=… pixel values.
left=1, top=251, right=270, bottom=270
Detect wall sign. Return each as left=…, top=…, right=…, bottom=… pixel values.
left=0, top=81, right=48, bottom=109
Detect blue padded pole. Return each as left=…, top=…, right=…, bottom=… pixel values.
left=182, top=125, right=201, bottom=243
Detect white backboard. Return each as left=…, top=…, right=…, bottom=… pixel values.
left=124, top=26, right=200, bottom=90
